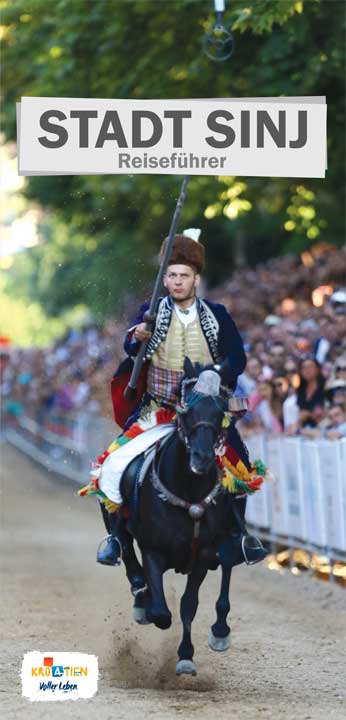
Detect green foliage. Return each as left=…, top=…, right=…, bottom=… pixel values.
left=0, top=276, right=89, bottom=346
left=1, top=0, right=345, bottom=320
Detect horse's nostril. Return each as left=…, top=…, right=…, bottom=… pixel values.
left=190, top=451, right=214, bottom=474
left=190, top=463, right=204, bottom=475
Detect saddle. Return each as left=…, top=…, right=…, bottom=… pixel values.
left=120, top=430, right=175, bottom=530
left=119, top=430, right=268, bottom=566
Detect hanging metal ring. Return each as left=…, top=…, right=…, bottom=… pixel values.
left=203, top=23, right=235, bottom=62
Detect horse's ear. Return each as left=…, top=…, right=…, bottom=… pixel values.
left=184, top=356, right=195, bottom=378
left=194, top=362, right=203, bottom=376
left=172, top=383, right=181, bottom=398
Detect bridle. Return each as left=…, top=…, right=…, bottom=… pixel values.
left=150, top=410, right=225, bottom=573
left=149, top=375, right=231, bottom=573
left=176, top=413, right=224, bottom=451
left=175, top=378, right=229, bottom=451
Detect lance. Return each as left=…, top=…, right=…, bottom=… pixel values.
left=124, top=175, right=190, bottom=402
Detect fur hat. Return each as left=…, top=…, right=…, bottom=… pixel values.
left=159, top=231, right=205, bottom=273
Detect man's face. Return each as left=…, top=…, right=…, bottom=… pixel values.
left=163, top=264, right=200, bottom=302
left=269, top=345, right=285, bottom=370
left=247, top=357, right=261, bottom=380
left=328, top=406, right=345, bottom=428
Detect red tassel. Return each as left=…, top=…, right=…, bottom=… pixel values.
left=97, top=450, right=110, bottom=465
left=156, top=408, right=175, bottom=424
left=247, top=476, right=263, bottom=491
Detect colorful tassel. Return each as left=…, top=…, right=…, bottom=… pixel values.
left=101, top=497, right=121, bottom=514
left=79, top=409, right=270, bottom=503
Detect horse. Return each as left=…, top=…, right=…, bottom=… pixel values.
left=115, top=358, right=251, bottom=676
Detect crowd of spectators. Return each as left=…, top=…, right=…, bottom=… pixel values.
left=1, top=243, right=345, bottom=441
left=0, top=320, right=123, bottom=424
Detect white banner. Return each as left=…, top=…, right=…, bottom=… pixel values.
left=266, top=437, right=289, bottom=536
left=282, top=438, right=307, bottom=541
left=318, top=441, right=346, bottom=553
left=302, top=441, right=327, bottom=548
left=17, top=96, right=327, bottom=177
left=245, top=434, right=270, bottom=528
left=339, top=439, right=346, bottom=549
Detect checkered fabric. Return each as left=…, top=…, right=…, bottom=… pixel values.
left=147, top=364, right=184, bottom=404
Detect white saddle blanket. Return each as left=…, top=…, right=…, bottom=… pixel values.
left=99, top=423, right=175, bottom=504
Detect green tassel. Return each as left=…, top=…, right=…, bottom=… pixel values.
left=255, top=459, right=266, bottom=476
left=233, top=477, right=255, bottom=495
left=221, top=473, right=255, bottom=495
left=117, top=435, right=130, bottom=446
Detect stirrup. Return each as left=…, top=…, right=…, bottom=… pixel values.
left=241, top=534, right=268, bottom=565
left=97, top=534, right=122, bottom=566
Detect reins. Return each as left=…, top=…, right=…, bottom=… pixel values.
left=151, top=441, right=223, bottom=520
left=150, top=408, right=225, bottom=572
left=146, top=373, right=232, bottom=570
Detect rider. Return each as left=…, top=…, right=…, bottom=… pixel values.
left=79, top=230, right=268, bottom=565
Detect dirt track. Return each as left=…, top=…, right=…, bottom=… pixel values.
left=1, top=443, right=345, bottom=720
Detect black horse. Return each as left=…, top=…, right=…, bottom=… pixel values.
left=113, top=358, right=258, bottom=675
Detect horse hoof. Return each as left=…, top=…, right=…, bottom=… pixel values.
left=152, top=613, right=172, bottom=630
left=133, top=606, right=151, bottom=625
left=208, top=629, right=231, bottom=652
left=176, top=660, right=197, bottom=676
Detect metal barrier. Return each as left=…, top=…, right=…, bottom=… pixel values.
left=245, top=434, right=346, bottom=565
left=3, top=411, right=346, bottom=564
left=3, top=410, right=116, bottom=484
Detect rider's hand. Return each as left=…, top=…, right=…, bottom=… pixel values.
left=133, top=323, right=152, bottom=342
left=232, top=410, right=247, bottom=421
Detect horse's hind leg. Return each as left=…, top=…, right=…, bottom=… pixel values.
left=176, top=563, right=208, bottom=676
left=116, top=518, right=146, bottom=592
left=208, top=564, right=232, bottom=652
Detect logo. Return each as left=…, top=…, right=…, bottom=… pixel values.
left=21, top=652, right=98, bottom=701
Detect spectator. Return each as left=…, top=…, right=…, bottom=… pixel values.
left=297, top=357, right=325, bottom=428
left=236, top=356, right=262, bottom=396
left=301, top=403, right=346, bottom=440
left=325, top=378, right=346, bottom=407
left=272, top=376, right=289, bottom=428
left=268, top=342, right=286, bottom=375
left=249, top=379, right=282, bottom=434
left=2, top=244, right=345, bottom=444
left=325, top=404, right=346, bottom=440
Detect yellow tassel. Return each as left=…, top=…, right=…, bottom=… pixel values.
left=220, top=470, right=237, bottom=493
left=101, top=497, right=121, bottom=514
left=78, top=484, right=92, bottom=496
left=223, top=455, right=251, bottom=481
left=107, top=441, right=120, bottom=453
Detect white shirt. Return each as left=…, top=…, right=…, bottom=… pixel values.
left=173, top=300, right=197, bottom=327
left=282, top=394, right=299, bottom=429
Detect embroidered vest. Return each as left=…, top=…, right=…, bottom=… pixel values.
left=147, top=312, right=213, bottom=403
left=150, top=311, right=213, bottom=370
left=145, top=296, right=221, bottom=364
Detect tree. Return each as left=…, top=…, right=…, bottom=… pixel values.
left=1, top=0, right=344, bottom=318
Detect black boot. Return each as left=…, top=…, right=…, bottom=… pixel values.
left=222, top=495, right=269, bottom=567
left=96, top=504, right=122, bottom=567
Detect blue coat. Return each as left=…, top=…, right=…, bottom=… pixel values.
left=124, top=297, right=246, bottom=387
left=111, top=296, right=246, bottom=429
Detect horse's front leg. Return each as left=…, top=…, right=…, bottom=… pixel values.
left=176, top=563, right=208, bottom=676
left=142, top=550, right=172, bottom=630
left=208, top=563, right=232, bottom=651
left=117, top=525, right=150, bottom=625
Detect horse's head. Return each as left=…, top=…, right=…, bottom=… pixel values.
left=174, top=357, right=232, bottom=475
